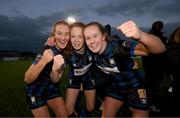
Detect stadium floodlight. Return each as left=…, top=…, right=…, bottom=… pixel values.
left=66, top=16, right=76, bottom=24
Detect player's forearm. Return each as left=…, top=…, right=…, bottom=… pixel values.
left=24, top=59, right=48, bottom=84
left=139, top=31, right=166, bottom=54
left=50, top=69, right=64, bottom=83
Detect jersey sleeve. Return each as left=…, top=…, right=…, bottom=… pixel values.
left=113, top=40, right=137, bottom=56
left=32, top=54, right=42, bottom=65
left=122, top=40, right=137, bottom=56
left=32, top=45, right=47, bottom=65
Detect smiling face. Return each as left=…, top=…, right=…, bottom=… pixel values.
left=84, top=25, right=106, bottom=54
left=70, top=26, right=84, bottom=51
left=54, top=24, right=70, bottom=50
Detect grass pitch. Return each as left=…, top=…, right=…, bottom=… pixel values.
left=0, top=60, right=69, bottom=117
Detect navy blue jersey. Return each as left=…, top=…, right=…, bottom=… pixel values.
left=32, top=46, right=65, bottom=83
left=94, top=39, right=145, bottom=90
left=25, top=46, right=64, bottom=109
left=67, top=46, right=93, bottom=78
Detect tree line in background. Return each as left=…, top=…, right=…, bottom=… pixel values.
left=0, top=50, right=36, bottom=60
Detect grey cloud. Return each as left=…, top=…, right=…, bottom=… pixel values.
left=0, top=15, right=45, bottom=51
left=93, top=0, right=179, bottom=18
left=93, top=0, right=156, bottom=17
left=0, top=13, right=63, bottom=51
left=0, top=7, right=86, bottom=51
left=164, top=21, right=180, bottom=36
left=151, top=1, right=180, bottom=18
left=0, top=0, right=179, bottom=51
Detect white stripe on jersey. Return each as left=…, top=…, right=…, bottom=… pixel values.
left=97, top=65, right=120, bottom=74
left=74, top=63, right=92, bottom=76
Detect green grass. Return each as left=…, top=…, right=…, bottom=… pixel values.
left=0, top=60, right=69, bottom=117
left=0, top=61, right=31, bottom=116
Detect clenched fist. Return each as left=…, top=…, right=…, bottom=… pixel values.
left=117, top=20, right=142, bottom=40
left=52, top=54, right=65, bottom=71
left=41, top=49, right=54, bottom=63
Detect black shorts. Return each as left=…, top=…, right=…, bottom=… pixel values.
left=25, top=81, right=61, bottom=109
left=67, top=75, right=95, bottom=90
left=106, top=86, right=150, bottom=110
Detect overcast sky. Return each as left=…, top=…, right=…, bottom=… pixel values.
left=0, top=0, right=179, bottom=51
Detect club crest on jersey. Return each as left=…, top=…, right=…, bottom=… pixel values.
left=109, top=58, right=115, bottom=64
left=73, top=63, right=77, bottom=67
left=88, top=56, right=92, bottom=61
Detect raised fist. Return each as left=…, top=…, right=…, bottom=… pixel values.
left=52, top=54, right=65, bottom=71
left=117, top=20, right=142, bottom=40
